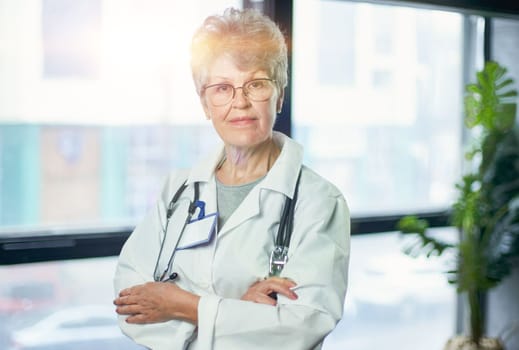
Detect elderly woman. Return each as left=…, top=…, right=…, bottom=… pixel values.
left=114, top=7, right=350, bottom=350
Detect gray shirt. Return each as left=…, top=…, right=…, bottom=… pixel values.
left=216, top=176, right=265, bottom=229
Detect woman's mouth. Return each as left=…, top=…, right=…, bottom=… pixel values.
left=229, top=117, right=256, bottom=126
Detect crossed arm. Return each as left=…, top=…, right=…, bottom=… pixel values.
left=113, top=277, right=298, bottom=325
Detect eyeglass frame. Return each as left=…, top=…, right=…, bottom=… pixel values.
left=201, top=78, right=278, bottom=107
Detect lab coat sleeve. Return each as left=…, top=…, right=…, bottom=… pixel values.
left=195, top=192, right=350, bottom=350
left=113, top=172, right=196, bottom=349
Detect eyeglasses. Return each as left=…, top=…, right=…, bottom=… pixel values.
left=202, top=78, right=277, bottom=107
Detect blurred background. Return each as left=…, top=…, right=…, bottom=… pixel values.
left=1, top=0, right=518, bottom=349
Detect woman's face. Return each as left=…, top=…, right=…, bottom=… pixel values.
left=200, top=54, right=284, bottom=149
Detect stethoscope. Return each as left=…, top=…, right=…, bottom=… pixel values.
left=153, top=170, right=302, bottom=283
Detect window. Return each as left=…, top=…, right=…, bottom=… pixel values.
left=318, top=1, right=356, bottom=85
left=0, top=257, right=145, bottom=349
left=292, top=0, right=473, bottom=347
left=325, top=230, right=456, bottom=349
left=293, top=0, right=465, bottom=217
left=0, top=231, right=457, bottom=350
left=0, top=0, right=239, bottom=229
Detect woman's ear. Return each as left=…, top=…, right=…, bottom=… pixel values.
left=276, top=90, right=285, bottom=114
left=201, top=97, right=211, bottom=120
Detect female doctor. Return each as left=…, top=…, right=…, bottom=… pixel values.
left=114, top=7, right=350, bottom=350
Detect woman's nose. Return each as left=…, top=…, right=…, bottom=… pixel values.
left=232, top=87, right=251, bottom=107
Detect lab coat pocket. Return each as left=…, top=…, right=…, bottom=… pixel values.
left=176, top=212, right=217, bottom=250
left=173, top=213, right=218, bottom=288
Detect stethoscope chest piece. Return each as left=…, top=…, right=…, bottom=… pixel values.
left=269, top=245, right=289, bottom=277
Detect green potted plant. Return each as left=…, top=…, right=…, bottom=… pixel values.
left=397, top=61, right=519, bottom=350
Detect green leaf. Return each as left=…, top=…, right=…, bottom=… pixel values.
left=495, top=78, right=514, bottom=91
left=494, top=104, right=516, bottom=132
left=397, top=215, right=428, bottom=234
left=498, top=90, right=518, bottom=98
left=466, top=84, right=481, bottom=94
left=397, top=216, right=453, bottom=257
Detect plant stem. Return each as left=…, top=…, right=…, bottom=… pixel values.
left=468, top=288, right=483, bottom=344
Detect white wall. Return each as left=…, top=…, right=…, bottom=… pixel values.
left=486, top=16, right=519, bottom=350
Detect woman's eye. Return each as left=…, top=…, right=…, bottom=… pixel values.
left=216, top=85, right=231, bottom=93
left=249, top=81, right=265, bottom=89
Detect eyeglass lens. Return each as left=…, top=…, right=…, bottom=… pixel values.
left=204, top=79, right=275, bottom=106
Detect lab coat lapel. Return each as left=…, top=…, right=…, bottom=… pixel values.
left=186, top=132, right=304, bottom=238
left=216, top=132, right=304, bottom=237
left=217, top=185, right=262, bottom=237
left=187, top=149, right=220, bottom=214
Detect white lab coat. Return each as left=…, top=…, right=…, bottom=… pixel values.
left=114, top=132, right=350, bottom=350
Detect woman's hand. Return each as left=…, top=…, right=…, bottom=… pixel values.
left=114, top=282, right=200, bottom=325
left=241, top=277, right=298, bottom=306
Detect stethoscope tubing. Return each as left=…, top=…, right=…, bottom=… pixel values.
left=153, top=181, right=195, bottom=282
left=275, top=170, right=302, bottom=248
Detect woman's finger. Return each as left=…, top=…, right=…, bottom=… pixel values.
left=259, top=278, right=297, bottom=298
left=116, top=303, right=141, bottom=316
left=118, top=287, right=134, bottom=297
left=113, top=294, right=135, bottom=306
left=125, top=313, right=148, bottom=324
left=241, top=277, right=298, bottom=304
left=254, top=293, right=278, bottom=306
left=264, top=281, right=298, bottom=300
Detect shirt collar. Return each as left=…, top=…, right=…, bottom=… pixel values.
left=261, top=132, right=303, bottom=198
left=186, top=131, right=304, bottom=198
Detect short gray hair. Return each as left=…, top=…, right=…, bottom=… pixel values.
left=190, top=7, right=288, bottom=94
